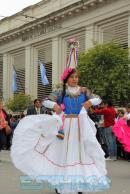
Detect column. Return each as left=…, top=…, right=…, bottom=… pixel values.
left=85, top=25, right=95, bottom=50
left=25, top=46, right=32, bottom=95
left=128, top=13, right=130, bottom=48
left=52, top=36, right=61, bottom=86
left=3, top=53, right=12, bottom=101
left=25, top=46, right=37, bottom=99
left=97, top=26, right=104, bottom=44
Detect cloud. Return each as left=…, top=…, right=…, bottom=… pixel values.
left=0, top=0, right=41, bottom=18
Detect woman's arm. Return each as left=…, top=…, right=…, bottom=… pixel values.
left=42, top=100, right=62, bottom=114
left=42, top=91, right=62, bottom=114
left=83, top=98, right=102, bottom=109
left=82, top=86, right=102, bottom=109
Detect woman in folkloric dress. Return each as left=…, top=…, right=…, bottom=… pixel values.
left=112, top=104, right=130, bottom=153
left=11, top=67, right=110, bottom=194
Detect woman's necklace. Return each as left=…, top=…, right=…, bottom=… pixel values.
left=66, top=86, right=81, bottom=113
left=66, top=86, right=81, bottom=97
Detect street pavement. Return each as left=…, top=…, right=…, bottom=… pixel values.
left=0, top=150, right=130, bottom=194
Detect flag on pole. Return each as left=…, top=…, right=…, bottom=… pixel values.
left=39, top=61, right=49, bottom=85
left=12, top=67, right=17, bottom=92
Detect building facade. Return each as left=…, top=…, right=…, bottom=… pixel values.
left=0, top=0, right=130, bottom=100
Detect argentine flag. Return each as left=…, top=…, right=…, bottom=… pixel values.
left=12, top=67, right=17, bottom=92
left=39, top=61, right=49, bottom=85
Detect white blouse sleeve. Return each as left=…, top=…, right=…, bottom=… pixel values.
left=89, top=98, right=102, bottom=106
left=42, top=100, right=56, bottom=109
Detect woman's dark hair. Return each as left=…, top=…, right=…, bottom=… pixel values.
left=117, top=109, right=124, bottom=115
left=61, top=68, right=77, bottom=103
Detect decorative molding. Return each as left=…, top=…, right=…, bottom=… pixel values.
left=0, top=0, right=109, bottom=44
left=21, top=22, right=62, bottom=41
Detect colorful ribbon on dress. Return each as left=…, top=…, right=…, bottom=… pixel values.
left=66, top=45, right=78, bottom=68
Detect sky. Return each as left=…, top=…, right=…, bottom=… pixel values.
left=0, top=0, right=42, bottom=19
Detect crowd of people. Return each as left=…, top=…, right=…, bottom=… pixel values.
left=0, top=102, right=25, bottom=151
left=88, top=101, right=130, bottom=162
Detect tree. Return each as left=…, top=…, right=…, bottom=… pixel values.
left=6, top=93, right=32, bottom=112
left=77, top=42, right=130, bottom=106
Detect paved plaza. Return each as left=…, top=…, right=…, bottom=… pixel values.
left=0, top=150, right=130, bottom=194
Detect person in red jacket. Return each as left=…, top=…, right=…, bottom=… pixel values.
left=95, top=99, right=117, bottom=160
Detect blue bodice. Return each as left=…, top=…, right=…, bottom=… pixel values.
left=58, top=93, right=87, bottom=114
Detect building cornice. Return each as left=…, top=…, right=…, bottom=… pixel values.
left=0, top=0, right=110, bottom=44
left=0, top=0, right=49, bottom=23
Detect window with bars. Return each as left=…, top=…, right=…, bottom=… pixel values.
left=103, top=18, right=128, bottom=48
left=13, top=53, right=25, bottom=94
left=37, top=45, right=52, bottom=100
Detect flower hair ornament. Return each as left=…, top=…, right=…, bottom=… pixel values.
left=60, top=67, right=73, bottom=81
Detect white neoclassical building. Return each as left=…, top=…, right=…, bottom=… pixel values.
left=0, top=0, right=130, bottom=100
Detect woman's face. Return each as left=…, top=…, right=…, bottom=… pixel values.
left=118, top=111, right=124, bottom=118
left=67, top=72, right=79, bottom=87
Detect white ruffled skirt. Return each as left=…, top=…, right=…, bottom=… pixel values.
left=11, top=108, right=110, bottom=193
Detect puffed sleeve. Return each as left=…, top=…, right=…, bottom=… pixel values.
left=89, top=98, right=102, bottom=106
left=42, top=90, right=62, bottom=109
left=86, top=88, right=100, bottom=99
left=81, top=87, right=102, bottom=106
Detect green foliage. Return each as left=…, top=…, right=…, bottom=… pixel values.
left=77, top=42, right=130, bottom=105
left=6, top=93, right=32, bottom=112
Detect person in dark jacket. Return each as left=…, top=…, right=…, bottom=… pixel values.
left=27, top=99, right=45, bottom=115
